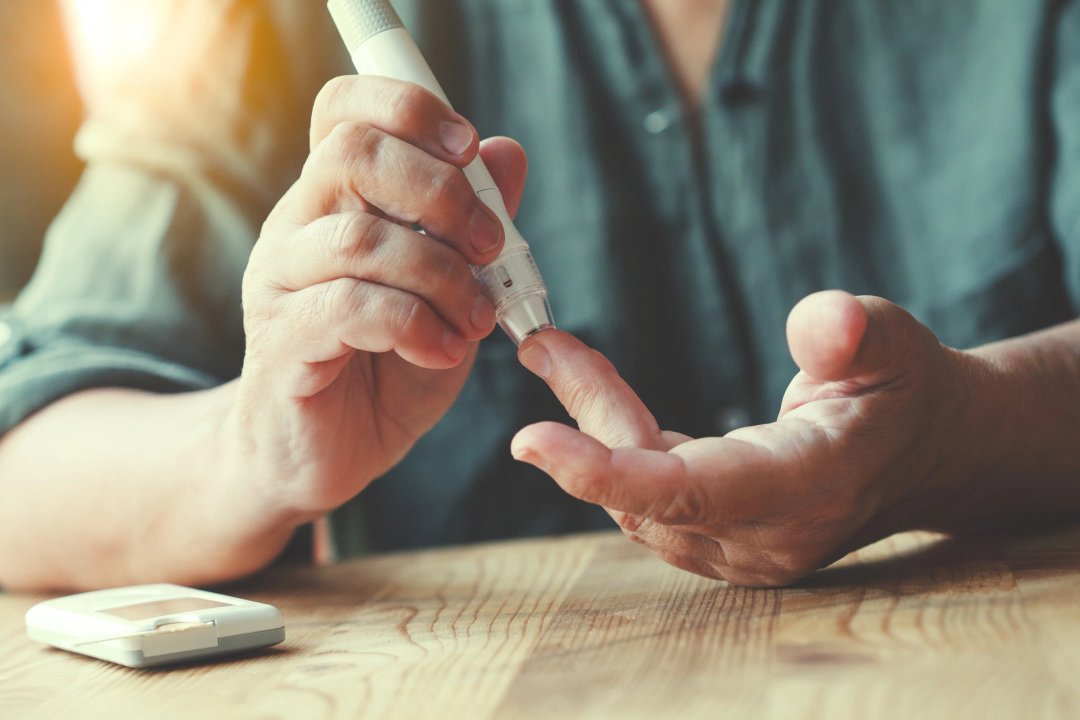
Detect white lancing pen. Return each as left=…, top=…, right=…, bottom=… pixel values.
left=327, top=0, right=555, bottom=345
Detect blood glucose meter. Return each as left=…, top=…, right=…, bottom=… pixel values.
left=25, top=584, right=285, bottom=668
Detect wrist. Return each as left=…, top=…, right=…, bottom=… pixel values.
left=197, top=382, right=313, bottom=579
left=885, top=343, right=990, bottom=532
left=923, top=330, right=1080, bottom=532
left=925, top=346, right=1008, bottom=527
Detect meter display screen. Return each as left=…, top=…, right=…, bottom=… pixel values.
left=100, top=597, right=232, bottom=621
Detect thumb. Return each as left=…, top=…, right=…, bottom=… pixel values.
left=517, top=329, right=664, bottom=449
left=786, top=290, right=937, bottom=385
left=478, top=136, right=527, bottom=218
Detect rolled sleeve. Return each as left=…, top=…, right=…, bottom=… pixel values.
left=0, top=0, right=342, bottom=437
left=0, top=163, right=249, bottom=437
left=0, top=317, right=218, bottom=436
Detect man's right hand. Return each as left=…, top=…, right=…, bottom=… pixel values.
left=231, top=75, right=527, bottom=518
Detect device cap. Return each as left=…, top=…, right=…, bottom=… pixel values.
left=498, top=294, right=555, bottom=346
left=327, top=0, right=403, bottom=49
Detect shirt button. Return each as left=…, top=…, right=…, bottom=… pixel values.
left=714, top=406, right=751, bottom=435
left=642, top=109, right=672, bottom=134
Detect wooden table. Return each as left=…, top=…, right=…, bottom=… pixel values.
left=2, top=525, right=1079, bottom=719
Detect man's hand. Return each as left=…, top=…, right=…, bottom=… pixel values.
left=233, top=76, right=527, bottom=517
left=0, top=75, right=532, bottom=591
left=511, top=291, right=980, bottom=586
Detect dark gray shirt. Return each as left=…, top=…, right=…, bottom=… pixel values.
left=2, top=0, right=1079, bottom=556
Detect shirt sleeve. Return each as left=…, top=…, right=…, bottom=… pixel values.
left=0, top=0, right=341, bottom=436
left=1051, top=0, right=1080, bottom=310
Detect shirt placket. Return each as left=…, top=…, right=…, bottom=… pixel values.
left=702, top=0, right=838, bottom=419
left=622, top=0, right=779, bottom=434
left=610, top=1, right=755, bottom=436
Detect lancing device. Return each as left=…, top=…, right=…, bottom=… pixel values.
left=327, top=0, right=554, bottom=345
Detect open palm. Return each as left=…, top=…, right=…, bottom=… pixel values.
left=512, top=291, right=969, bottom=586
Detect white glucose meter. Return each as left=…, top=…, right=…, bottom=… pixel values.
left=25, top=584, right=285, bottom=668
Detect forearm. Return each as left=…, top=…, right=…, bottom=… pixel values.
left=944, top=319, right=1080, bottom=529
left=0, top=382, right=302, bottom=591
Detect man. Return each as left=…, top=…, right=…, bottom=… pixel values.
left=1, top=0, right=1078, bottom=590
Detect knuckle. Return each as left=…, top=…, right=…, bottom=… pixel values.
left=323, top=278, right=368, bottom=321
left=426, top=162, right=469, bottom=209
left=305, top=121, right=379, bottom=183
left=588, top=347, right=620, bottom=377
left=387, top=83, right=437, bottom=129
left=563, top=468, right=607, bottom=505
left=386, top=293, right=424, bottom=339
left=327, top=212, right=386, bottom=264
left=337, top=121, right=383, bottom=172
left=561, top=374, right=601, bottom=418
left=652, top=487, right=706, bottom=526
left=352, top=282, right=423, bottom=340
left=559, top=383, right=629, bottom=446
left=313, top=75, right=353, bottom=125
left=421, top=246, right=470, bottom=292
left=560, top=349, right=622, bottom=411
left=320, top=279, right=428, bottom=350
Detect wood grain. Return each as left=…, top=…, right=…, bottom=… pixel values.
left=1, top=524, right=1078, bottom=719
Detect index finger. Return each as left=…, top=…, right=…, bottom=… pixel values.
left=517, top=329, right=664, bottom=449
left=311, top=75, right=478, bottom=165
left=510, top=423, right=777, bottom=527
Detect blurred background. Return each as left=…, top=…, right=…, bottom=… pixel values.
left=0, top=0, right=84, bottom=302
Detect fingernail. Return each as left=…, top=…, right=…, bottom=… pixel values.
left=518, top=342, right=551, bottom=379
left=443, top=328, right=467, bottom=359
left=471, top=295, right=495, bottom=330
left=439, top=120, right=473, bottom=156
left=510, top=440, right=536, bottom=462
left=470, top=205, right=502, bottom=254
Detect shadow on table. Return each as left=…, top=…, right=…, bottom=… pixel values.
left=800, top=520, right=1080, bottom=592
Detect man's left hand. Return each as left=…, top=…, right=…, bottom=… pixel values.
left=511, top=291, right=980, bottom=586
